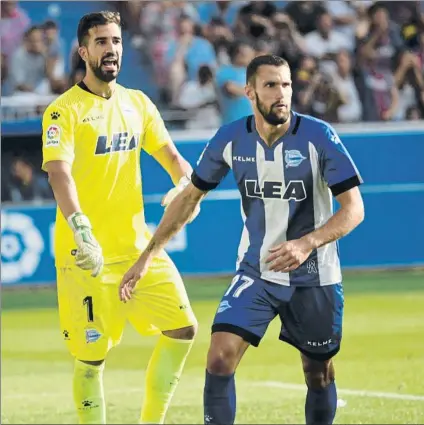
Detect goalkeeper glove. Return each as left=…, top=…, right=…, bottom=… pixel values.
left=161, top=173, right=200, bottom=223
left=68, top=212, right=104, bottom=277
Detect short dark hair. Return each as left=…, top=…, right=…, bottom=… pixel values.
left=24, top=25, right=42, bottom=38
left=198, top=65, right=213, bottom=84
left=228, top=41, right=250, bottom=63
left=77, top=11, right=121, bottom=46
left=246, top=55, right=289, bottom=84
left=43, top=20, right=58, bottom=30
left=209, top=17, right=226, bottom=27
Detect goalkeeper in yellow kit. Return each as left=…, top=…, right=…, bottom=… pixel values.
left=42, top=11, right=199, bottom=424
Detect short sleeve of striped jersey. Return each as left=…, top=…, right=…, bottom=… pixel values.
left=41, top=104, right=75, bottom=171
left=192, top=127, right=231, bottom=191
left=319, top=124, right=363, bottom=196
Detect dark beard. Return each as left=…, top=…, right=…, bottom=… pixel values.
left=87, top=58, right=119, bottom=83
left=255, top=93, right=290, bottom=125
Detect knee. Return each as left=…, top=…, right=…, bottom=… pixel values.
left=163, top=323, right=198, bottom=340
left=302, top=357, right=335, bottom=390
left=207, top=345, right=239, bottom=375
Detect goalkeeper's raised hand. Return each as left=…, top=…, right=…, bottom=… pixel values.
left=68, top=212, right=104, bottom=277
left=161, top=174, right=200, bottom=223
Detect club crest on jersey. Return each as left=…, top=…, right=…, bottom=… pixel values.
left=285, top=150, right=306, bottom=168
left=217, top=300, right=232, bottom=313
left=330, top=134, right=342, bottom=145
left=45, top=124, right=61, bottom=147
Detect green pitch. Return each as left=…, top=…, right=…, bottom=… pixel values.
left=2, top=271, right=424, bottom=424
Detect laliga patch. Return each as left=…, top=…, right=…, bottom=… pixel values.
left=45, top=124, right=61, bottom=147
left=85, top=328, right=102, bottom=343
left=285, top=150, right=306, bottom=168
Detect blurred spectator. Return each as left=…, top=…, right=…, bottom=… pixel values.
left=293, top=55, right=319, bottom=114
left=272, top=12, right=306, bottom=72
left=350, top=1, right=374, bottom=41
left=215, top=41, right=255, bottom=124
left=325, top=0, right=357, bottom=46
left=0, top=1, right=30, bottom=60
left=304, top=12, right=352, bottom=74
left=43, top=20, right=67, bottom=94
left=109, top=1, right=145, bottom=48
left=239, top=1, right=278, bottom=20
left=176, top=65, right=221, bottom=129
left=357, top=3, right=405, bottom=121
left=203, top=17, right=234, bottom=65
left=1, top=166, right=13, bottom=203
left=284, top=1, right=327, bottom=35
left=236, top=1, right=277, bottom=43
left=69, top=38, right=86, bottom=86
left=166, top=14, right=217, bottom=81
left=311, top=73, right=342, bottom=122
left=141, top=1, right=200, bottom=43
left=406, top=105, right=423, bottom=120
left=135, top=1, right=201, bottom=101
left=358, top=3, right=404, bottom=72
left=2, top=0, right=424, bottom=128
left=166, top=14, right=217, bottom=101
left=8, top=157, right=53, bottom=203
left=254, top=37, right=275, bottom=56
left=1, top=53, right=9, bottom=89
left=197, top=1, right=245, bottom=27
left=9, top=26, right=53, bottom=95
left=1, top=0, right=30, bottom=95
left=393, top=52, right=424, bottom=119
left=295, top=55, right=342, bottom=122
left=359, top=63, right=399, bottom=122
left=331, top=50, right=363, bottom=122
left=415, top=31, right=424, bottom=76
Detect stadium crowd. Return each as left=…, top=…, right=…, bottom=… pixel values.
left=1, top=0, right=424, bottom=202
left=115, top=0, right=424, bottom=125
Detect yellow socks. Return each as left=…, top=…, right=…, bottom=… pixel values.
left=72, top=336, right=193, bottom=424
left=140, top=335, right=194, bottom=424
left=73, top=360, right=106, bottom=424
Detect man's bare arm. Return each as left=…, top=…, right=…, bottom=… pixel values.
left=223, top=82, right=246, bottom=98
left=152, top=142, right=192, bottom=185
left=45, top=160, right=81, bottom=219
left=301, top=186, right=364, bottom=249
left=142, top=183, right=206, bottom=259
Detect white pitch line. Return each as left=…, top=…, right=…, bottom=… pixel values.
left=257, top=381, right=424, bottom=402
left=3, top=381, right=424, bottom=402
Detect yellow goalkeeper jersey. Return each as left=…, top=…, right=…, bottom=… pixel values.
left=42, top=82, right=172, bottom=267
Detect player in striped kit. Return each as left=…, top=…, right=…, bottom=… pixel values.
left=120, top=55, right=365, bottom=425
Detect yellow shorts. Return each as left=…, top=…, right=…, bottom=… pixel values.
left=56, top=254, right=197, bottom=361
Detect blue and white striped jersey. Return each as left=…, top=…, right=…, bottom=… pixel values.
left=192, top=112, right=363, bottom=287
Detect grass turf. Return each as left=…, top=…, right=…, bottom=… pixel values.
left=2, top=270, right=424, bottom=424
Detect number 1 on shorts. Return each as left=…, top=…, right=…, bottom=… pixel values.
left=83, top=296, right=94, bottom=322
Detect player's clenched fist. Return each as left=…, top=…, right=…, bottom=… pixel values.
left=265, top=239, right=313, bottom=272
left=119, top=255, right=151, bottom=302
left=68, top=212, right=104, bottom=277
